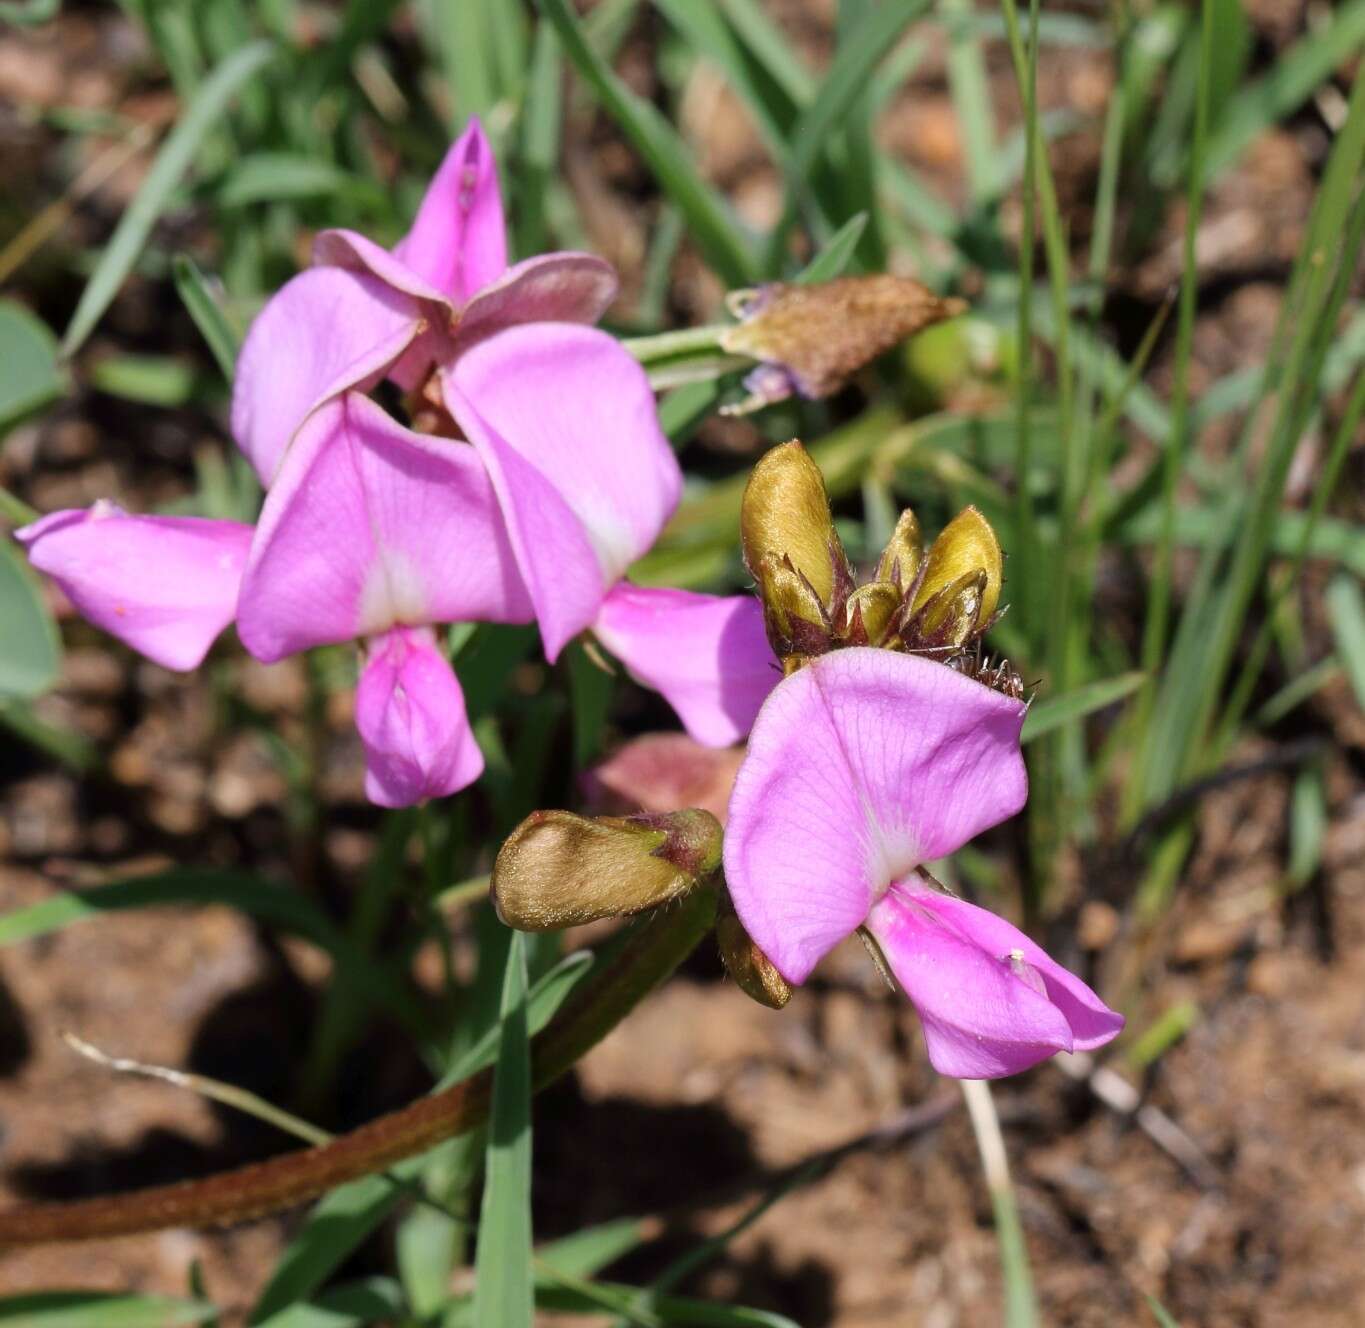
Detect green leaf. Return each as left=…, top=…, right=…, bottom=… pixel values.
left=0, top=1291, right=215, bottom=1326
left=535, top=1282, right=801, bottom=1327
left=795, top=211, right=868, bottom=283
left=474, top=930, right=534, bottom=1328
left=537, top=1217, right=649, bottom=1279
left=172, top=255, right=240, bottom=381
left=1020, top=672, right=1146, bottom=744
left=0, top=539, right=60, bottom=702
left=88, top=353, right=199, bottom=406
left=0, top=300, right=64, bottom=431
left=1326, top=574, right=1365, bottom=712
left=61, top=40, right=277, bottom=358
left=536, top=0, right=759, bottom=286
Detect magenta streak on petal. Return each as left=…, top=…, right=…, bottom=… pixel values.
left=592, top=582, right=778, bottom=747
left=356, top=625, right=483, bottom=807
left=722, top=649, right=1029, bottom=987
left=17, top=503, right=253, bottom=671
left=235, top=393, right=532, bottom=663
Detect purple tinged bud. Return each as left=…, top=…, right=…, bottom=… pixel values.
left=492, top=808, right=722, bottom=932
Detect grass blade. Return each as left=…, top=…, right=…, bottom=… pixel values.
left=537, top=0, right=759, bottom=286
left=60, top=40, right=276, bottom=359
left=473, top=930, right=534, bottom=1328
left=763, top=0, right=932, bottom=273
left=1326, top=575, right=1365, bottom=712
left=1020, top=673, right=1146, bottom=744
left=796, top=211, right=868, bottom=283
left=0, top=539, right=60, bottom=702
left=171, top=254, right=240, bottom=380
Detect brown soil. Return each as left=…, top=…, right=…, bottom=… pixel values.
left=3, top=3, right=1364, bottom=1325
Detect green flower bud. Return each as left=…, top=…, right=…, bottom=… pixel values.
left=875, top=508, right=924, bottom=595
left=741, top=441, right=850, bottom=609
left=902, top=570, right=987, bottom=652
left=842, top=581, right=902, bottom=648
left=492, top=809, right=722, bottom=932
left=754, top=551, right=834, bottom=661
left=910, top=505, right=1003, bottom=625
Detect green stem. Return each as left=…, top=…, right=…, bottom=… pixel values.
left=0, top=888, right=717, bottom=1245
left=0, top=485, right=39, bottom=528
left=622, top=324, right=732, bottom=365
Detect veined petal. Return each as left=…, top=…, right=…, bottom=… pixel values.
left=866, top=883, right=1109, bottom=1078
left=723, top=649, right=1028, bottom=986
left=236, top=393, right=532, bottom=662
left=454, top=252, right=618, bottom=352
left=232, top=266, right=422, bottom=485
left=356, top=626, right=483, bottom=807
left=444, top=323, right=681, bottom=660
left=17, top=504, right=251, bottom=671
left=889, top=884, right=1125, bottom=1054
left=393, top=116, right=508, bottom=303
left=593, top=583, right=777, bottom=747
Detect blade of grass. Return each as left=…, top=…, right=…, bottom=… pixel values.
left=60, top=40, right=276, bottom=359
left=171, top=255, right=240, bottom=380
left=473, top=930, right=534, bottom=1328
left=1326, top=575, right=1365, bottom=711
left=1020, top=672, right=1146, bottom=743
left=538, top=0, right=759, bottom=286
left=762, top=0, right=932, bottom=273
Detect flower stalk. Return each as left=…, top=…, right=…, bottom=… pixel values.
left=0, top=888, right=716, bottom=1246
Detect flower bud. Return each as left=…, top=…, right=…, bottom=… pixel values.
left=741, top=441, right=849, bottom=609
left=875, top=509, right=924, bottom=594
left=492, top=808, right=722, bottom=932
left=841, top=581, right=902, bottom=648
left=720, top=275, right=968, bottom=406
left=716, top=893, right=792, bottom=1010
left=754, top=551, right=833, bottom=661
left=902, top=570, right=987, bottom=652
left=910, top=506, right=1003, bottom=625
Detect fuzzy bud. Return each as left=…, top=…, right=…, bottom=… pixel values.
left=716, top=893, right=793, bottom=1010
left=754, top=551, right=833, bottom=661
left=910, top=506, right=1003, bottom=625
left=875, top=509, right=924, bottom=594
left=842, top=581, right=902, bottom=648
left=492, top=808, right=722, bottom=932
left=741, top=441, right=849, bottom=608
left=902, top=570, right=987, bottom=652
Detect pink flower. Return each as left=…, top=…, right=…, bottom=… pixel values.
left=16, top=122, right=780, bottom=807
left=231, top=118, right=619, bottom=486
left=723, top=648, right=1123, bottom=1078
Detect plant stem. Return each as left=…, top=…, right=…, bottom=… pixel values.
left=0, top=888, right=717, bottom=1245
left=961, top=1078, right=1037, bottom=1328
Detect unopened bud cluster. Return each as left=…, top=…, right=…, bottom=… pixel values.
left=741, top=441, right=1022, bottom=698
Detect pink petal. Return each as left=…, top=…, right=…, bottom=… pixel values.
left=592, top=583, right=777, bottom=746
left=16, top=503, right=252, bottom=671
left=453, top=252, right=618, bottom=352
left=889, top=884, right=1125, bottom=1053
left=232, top=266, right=422, bottom=485
left=443, top=324, right=681, bottom=661
left=722, top=649, right=1028, bottom=986
left=236, top=393, right=532, bottom=663
left=582, top=733, right=745, bottom=825
left=312, top=227, right=451, bottom=307
left=393, top=117, right=508, bottom=303
left=865, top=881, right=1120, bottom=1078
left=356, top=626, right=483, bottom=807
